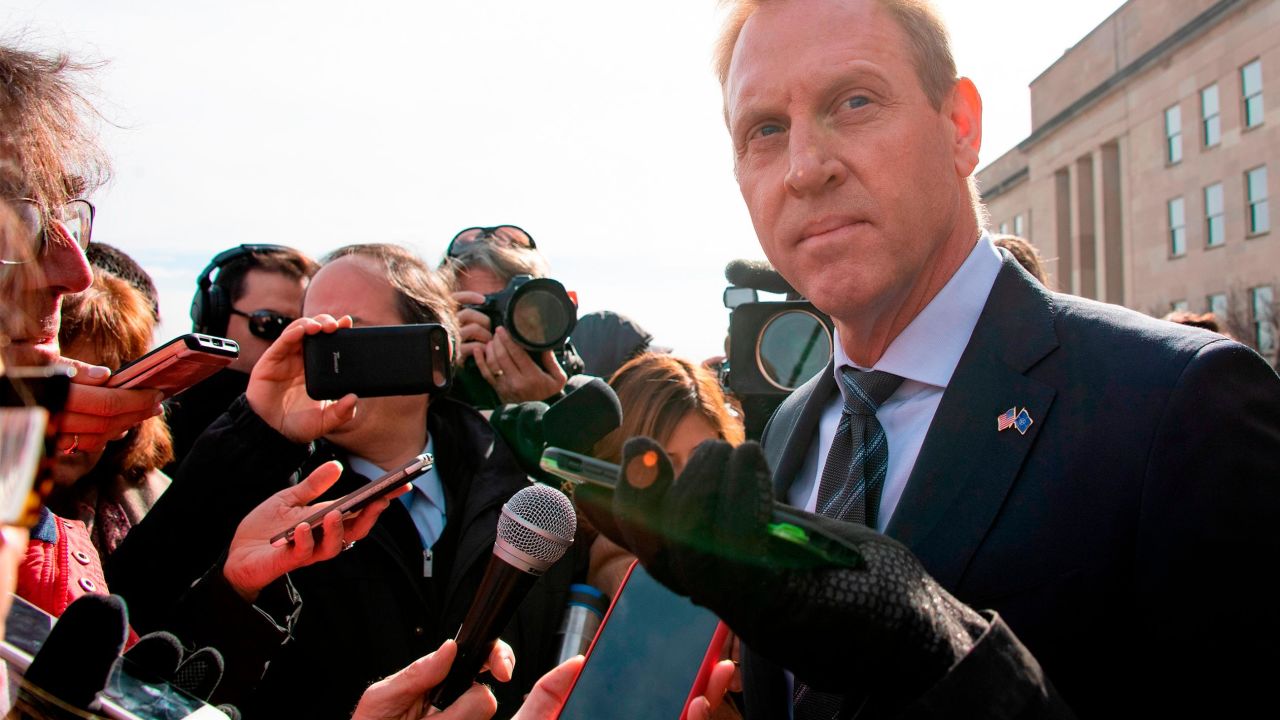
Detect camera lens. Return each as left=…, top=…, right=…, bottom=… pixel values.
left=755, top=310, right=831, bottom=390
left=507, top=279, right=576, bottom=351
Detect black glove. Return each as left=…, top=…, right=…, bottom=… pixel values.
left=582, top=437, right=991, bottom=709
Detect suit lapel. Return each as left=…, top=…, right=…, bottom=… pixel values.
left=766, top=359, right=837, bottom=499
left=885, top=259, right=1059, bottom=590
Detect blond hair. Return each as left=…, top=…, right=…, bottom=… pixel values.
left=713, top=0, right=957, bottom=111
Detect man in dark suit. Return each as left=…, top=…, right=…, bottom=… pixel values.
left=587, top=0, right=1280, bottom=717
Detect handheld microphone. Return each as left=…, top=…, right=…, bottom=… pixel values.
left=554, top=584, right=609, bottom=665
left=724, top=259, right=799, bottom=297
left=428, top=484, right=577, bottom=711
left=173, top=646, right=225, bottom=702
left=23, top=593, right=129, bottom=711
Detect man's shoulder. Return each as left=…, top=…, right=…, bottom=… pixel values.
left=1043, top=290, right=1261, bottom=382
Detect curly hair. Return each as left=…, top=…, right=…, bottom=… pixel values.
left=0, top=44, right=110, bottom=207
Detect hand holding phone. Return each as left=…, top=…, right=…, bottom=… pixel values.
left=224, top=459, right=420, bottom=602
left=269, top=453, right=433, bottom=547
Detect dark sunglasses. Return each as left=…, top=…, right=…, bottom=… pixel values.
left=1, top=198, right=96, bottom=265
left=229, top=308, right=295, bottom=341
left=445, top=224, right=537, bottom=258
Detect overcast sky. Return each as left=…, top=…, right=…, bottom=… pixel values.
left=4, top=0, right=1126, bottom=361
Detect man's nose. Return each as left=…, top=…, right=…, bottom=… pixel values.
left=38, top=221, right=92, bottom=294
left=784, top=126, right=847, bottom=196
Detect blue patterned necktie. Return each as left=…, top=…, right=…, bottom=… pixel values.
left=793, top=367, right=903, bottom=720
left=815, top=367, right=904, bottom=527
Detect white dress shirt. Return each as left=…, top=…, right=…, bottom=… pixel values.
left=787, top=234, right=1003, bottom=531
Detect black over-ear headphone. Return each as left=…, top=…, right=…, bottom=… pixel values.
left=190, top=244, right=292, bottom=336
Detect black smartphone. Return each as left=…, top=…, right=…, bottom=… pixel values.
left=556, top=562, right=725, bottom=719
left=303, top=324, right=451, bottom=400
left=107, top=333, right=239, bottom=398
left=2, top=365, right=75, bottom=524
left=270, top=452, right=433, bottom=547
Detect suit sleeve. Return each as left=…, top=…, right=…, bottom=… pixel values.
left=1135, top=339, right=1280, bottom=714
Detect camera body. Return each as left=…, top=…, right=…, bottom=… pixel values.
left=465, top=275, right=577, bottom=352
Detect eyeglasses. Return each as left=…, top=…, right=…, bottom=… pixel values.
left=445, top=225, right=537, bottom=258
left=0, top=199, right=95, bottom=265
left=229, top=308, right=295, bottom=341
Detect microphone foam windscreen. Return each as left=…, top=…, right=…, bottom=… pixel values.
left=542, top=377, right=623, bottom=454
left=724, top=259, right=798, bottom=296
left=496, top=484, right=577, bottom=572
left=122, top=631, right=185, bottom=684
left=25, top=593, right=128, bottom=710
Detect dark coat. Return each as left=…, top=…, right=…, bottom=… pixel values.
left=746, top=255, right=1280, bottom=718
left=108, top=394, right=578, bottom=719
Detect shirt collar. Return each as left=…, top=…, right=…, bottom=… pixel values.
left=833, top=232, right=1002, bottom=391
left=348, top=436, right=445, bottom=510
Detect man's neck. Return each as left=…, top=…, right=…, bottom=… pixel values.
left=835, top=224, right=980, bottom=367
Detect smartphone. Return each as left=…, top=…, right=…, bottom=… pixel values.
left=303, top=324, right=451, bottom=400
left=539, top=446, right=619, bottom=489
left=556, top=561, right=725, bottom=720
left=269, top=452, right=433, bottom=547
left=107, top=334, right=238, bottom=398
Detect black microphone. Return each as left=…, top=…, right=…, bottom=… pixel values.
left=122, top=631, right=185, bottom=685
left=23, top=594, right=129, bottom=711
left=490, top=376, right=623, bottom=477
left=428, top=484, right=577, bottom=710
left=725, top=259, right=799, bottom=297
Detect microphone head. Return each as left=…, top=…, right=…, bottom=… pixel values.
left=724, top=258, right=798, bottom=296
left=495, top=484, right=577, bottom=575
left=173, top=646, right=225, bottom=702
left=25, top=593, right=128, bottom=710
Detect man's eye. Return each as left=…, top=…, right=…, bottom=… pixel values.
left=845, top=95, right=870, bottom=110
left=757, top=124, right=783, bottom=138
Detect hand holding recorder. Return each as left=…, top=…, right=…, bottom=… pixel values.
left=222, top=459, right=407, bottom=602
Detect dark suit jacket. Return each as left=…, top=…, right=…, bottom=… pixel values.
left=748, top=256, right=1280, bottom=718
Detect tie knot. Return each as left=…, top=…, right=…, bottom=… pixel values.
left=838, top=367, right=903, bottom=414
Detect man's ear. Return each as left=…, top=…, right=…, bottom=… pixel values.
left=948, top=78, right=983, bottom=178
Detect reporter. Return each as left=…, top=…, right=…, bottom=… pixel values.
left=440, top=226, right=573, bottom=406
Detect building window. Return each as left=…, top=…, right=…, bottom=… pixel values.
left=1242, top=59, right=1264, bottom=129
left=1013, top=214, right=1025, bottom=237
left=998, top=221, right=1009, bottom=235
left=1201, top=84, right=1221, bottom=147
left=1208, top=293, right=1228, bottom=320
left=1254, top=285, right=1275, bottom=353
left=1205, top=182, right=1225, bottom=247
left=1164, top=105, right=1182, bottom=163
left=1246, top=166, right=1269, bottom=234
left=1171, top=300, right=1190, bottom=313
left=1168, top=197, right=1186, bottom=256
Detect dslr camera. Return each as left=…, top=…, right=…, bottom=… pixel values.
left=465, top=275, right=578, bottom=352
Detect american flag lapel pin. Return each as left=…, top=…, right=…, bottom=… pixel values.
left=998, top=407, right=1034, bottom=435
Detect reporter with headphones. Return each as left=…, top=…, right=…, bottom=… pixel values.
left=166, top=244, right=318, bottom=468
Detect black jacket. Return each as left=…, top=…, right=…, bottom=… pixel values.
left=109, top=394, right=579, bottom=719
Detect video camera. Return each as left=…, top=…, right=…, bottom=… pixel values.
left=721, top=260, right=834, bottom=440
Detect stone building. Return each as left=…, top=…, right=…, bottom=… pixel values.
left=978, top=0, right=1278, bottom=362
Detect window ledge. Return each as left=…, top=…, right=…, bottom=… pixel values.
left=1246, top=230, right=1271, bottom=239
